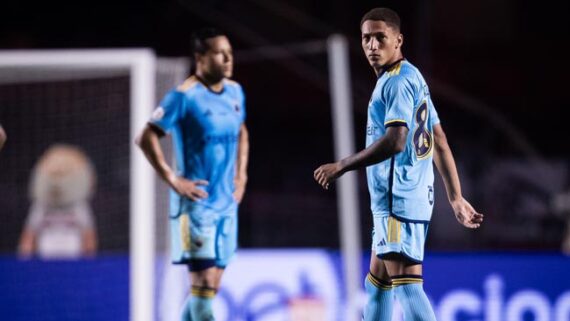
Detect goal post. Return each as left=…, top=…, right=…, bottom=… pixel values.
left=327, top=35, right=362, bottom=321
left=0, top=49, right=157, bottom=321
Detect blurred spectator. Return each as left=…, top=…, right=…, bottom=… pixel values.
left=18, top=144, right=98, bottom=259
left=0, top=124, right=6, bottom=152
left=552, top=190, right=570, bottom=254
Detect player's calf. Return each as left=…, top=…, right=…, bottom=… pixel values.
left=362, top=271, right=394, bottom=321
left=181, top=263, right=220, bottom=321
left=189, top=285, right=216, bottom=321
left=392, top=275, right=436, bottom=321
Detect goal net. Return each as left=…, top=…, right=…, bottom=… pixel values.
left=0, top=50, right=188, bottom=321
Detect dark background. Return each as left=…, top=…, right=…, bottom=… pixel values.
left=0, top=0, right=568, bottom=252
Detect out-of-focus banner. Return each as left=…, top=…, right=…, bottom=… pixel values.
left=161, top=250, right=570, bottom=321
left=1, top=251, right=569, bottom=321
left=0, top=255, right=129, bottom=321
left=422, top=253, right=570, bottom=321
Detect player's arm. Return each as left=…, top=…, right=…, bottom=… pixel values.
left=433, top=123, right=483, bottom=228
left=233, top=124, right=249, bottom=203
left=314, top=126, right=408, bottom=189
left=136, top=124, right=208, bottom=201
left=0, top=125, right=6, bottom=152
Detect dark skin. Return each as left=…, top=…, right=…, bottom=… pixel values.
left=314, top=19, right=483, bottom=279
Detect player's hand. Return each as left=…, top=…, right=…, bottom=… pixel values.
left=233, top=175, right=247, bottom=203
left=171, top=177, right=209, bottom=201
left=451, top=197, right=484, bottom=229
left=313, top=162, right=343, bottom=190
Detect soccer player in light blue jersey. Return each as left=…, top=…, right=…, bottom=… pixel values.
left=314, top=8, right=483, bottom=321
left=137, top=28, right=249, bottom=321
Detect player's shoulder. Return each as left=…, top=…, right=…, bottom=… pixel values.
left=176, top=76, right=200, bottom=93
left=158, top=86, right=187, bottom=111
left=387, top=60, right=418, bottom=79
left=223, top=78, right=244, bottom=97
left=224, top=78, right=243, bottom=91
left=384, top=61, right=419, bottom=89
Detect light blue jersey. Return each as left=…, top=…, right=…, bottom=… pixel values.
left=366, top=60, right=440, bottom=223
left=150, top=76, right=246, bottom=217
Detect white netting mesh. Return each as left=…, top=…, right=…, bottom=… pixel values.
left=0, top=54, right=188, bottom=321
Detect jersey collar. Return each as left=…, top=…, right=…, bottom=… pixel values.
left=195, top=75, right=225, bottom=95
left=377, top=58, right=405, bottom=79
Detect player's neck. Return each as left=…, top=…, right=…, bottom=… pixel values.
left=375, top=55, right=405, bottom=77
left=195, top=72, right=224, bottom=93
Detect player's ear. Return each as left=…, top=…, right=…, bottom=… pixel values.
left=194, top=53, right=203, bottom=66
left=396, top=33, right=403, bottom=49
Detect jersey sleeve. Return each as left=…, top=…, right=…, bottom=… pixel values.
left=148, top=90, right=184, bottom=134
left=239, top=85, right=246, bottom=123
left=382, top=76, right=414, bottom=128
left=429, top=100, right=440, bottom=127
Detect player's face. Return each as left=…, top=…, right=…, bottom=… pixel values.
left=361, top=20, right=403, bottom=71
left=198, top=36, right=234, bottom=80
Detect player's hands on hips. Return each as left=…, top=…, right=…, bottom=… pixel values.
left=233, top=175, right=247, bottom=203
left=314, top=162, right=343, bottom=190
left=171, top=176, right=209, bottom=201
left=451, top=197, right=484, bottom=228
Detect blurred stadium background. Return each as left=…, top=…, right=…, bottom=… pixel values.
left=0, top=0, right=569, bottom=321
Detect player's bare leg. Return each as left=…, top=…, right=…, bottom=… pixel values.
left=212, top=267, right=225, bottom=289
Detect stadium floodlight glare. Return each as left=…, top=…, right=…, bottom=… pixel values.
left=0, top=49, right=157, bottom=321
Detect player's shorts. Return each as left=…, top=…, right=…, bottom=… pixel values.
left=372, top=214, right=429, bottom=263
left=170, top=204, right=238, bottom=269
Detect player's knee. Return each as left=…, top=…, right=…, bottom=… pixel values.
left=192, top=275, right=217, bottom=289
left=365, top=272, right=393, bottom=296
left=392, top=274, right=423, bottom=288
left=190, top=284, right=217, bottom=299
left=191, top=269, right=220, bottom=289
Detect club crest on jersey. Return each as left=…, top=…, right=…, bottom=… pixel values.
left=151, top=106, right=165, bottom=121
left=232, top=100, right=240, bottom=113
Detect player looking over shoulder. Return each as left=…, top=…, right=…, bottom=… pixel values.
left=314, top=8, right=483, bottom=321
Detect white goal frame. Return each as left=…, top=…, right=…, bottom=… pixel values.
left=0, top=49, right=156, bottom=321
